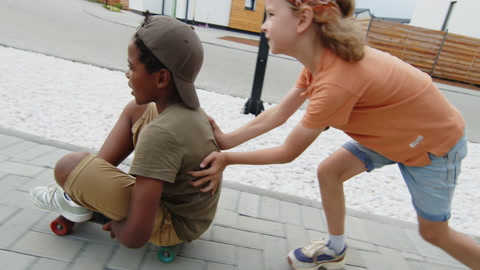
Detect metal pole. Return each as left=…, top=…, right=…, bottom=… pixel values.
left=184, top=0, right=189, bottom=22
left=243, top=30, right=269, bottom=116
left=365, top=14, right=374, bottom=41
left=431, top=30, right=448, bottom=76
left=441, top=1, right=457, bottom=31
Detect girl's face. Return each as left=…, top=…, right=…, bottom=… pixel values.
left=261, top=0, right=299, bottom=55
left=125, top=40, right=160, bottom=105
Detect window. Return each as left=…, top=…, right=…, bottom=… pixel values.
left=245, top=0, right=256, bottom=11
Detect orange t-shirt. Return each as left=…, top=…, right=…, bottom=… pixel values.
left=297, top=46, right=464, bottom=166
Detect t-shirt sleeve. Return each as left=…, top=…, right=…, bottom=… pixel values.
left=295, top=67, right=311, bottom=89
left=302, top=84, right=359, bottom=128
left=129, top=125, right=182, bottom=183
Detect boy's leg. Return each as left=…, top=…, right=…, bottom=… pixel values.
left=62, top=154, right=182, bottom=246
left=50, top=99, right=152, bottom=217
left=30, top=152, right=132, bottom=222
left=54, top=100, right=152, bottom=187
left=34, top=151, right=182, bottom=246
left=29, top=152, right=94, bottom=222
left=418, top=216, right=480, bottom=269
left=61, top=154, right=134, bottom=220
left=30, top=100, right=151, bottom=222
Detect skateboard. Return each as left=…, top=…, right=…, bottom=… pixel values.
left=50, top=212, right=184, bottom=263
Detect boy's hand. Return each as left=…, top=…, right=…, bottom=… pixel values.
left=189, top=151, right=227, bottom=195
left=102, top=220, right=116, bottom=239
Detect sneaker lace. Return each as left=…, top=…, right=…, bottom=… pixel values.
left=302, top=239, right=330, bottom=264
left=43, top=182, right=60, bottom=205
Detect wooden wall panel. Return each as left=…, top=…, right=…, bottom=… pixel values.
left=229, top=0, right=265, bottom=33
left=364, top=19, right=444, bottom=74
left=435, top=33, right=480, bottom=84
left=356, top=18, right=480, bottom=86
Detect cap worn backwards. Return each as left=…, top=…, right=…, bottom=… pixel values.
left=136, top=15, right=204, bottom=110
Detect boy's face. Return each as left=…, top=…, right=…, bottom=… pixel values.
left=125, top=40, right=160, bottom=105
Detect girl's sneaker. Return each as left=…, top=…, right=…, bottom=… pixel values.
left=287, top=239, right=346, bottom=270
left=30, top=183, right=92, bottom=222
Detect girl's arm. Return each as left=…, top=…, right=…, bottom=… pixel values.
left=191, top=122, right=326, bottom=190
left=216, top=87, right=307, bottom=150
left=225, top=122, right=324, bottom=165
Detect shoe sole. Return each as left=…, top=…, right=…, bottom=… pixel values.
left=29, top=193, right=92, bottom=223
left=287, top=255, right=346, bottom=270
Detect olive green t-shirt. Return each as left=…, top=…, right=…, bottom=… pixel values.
left=129, top=103, right=221, bottom=242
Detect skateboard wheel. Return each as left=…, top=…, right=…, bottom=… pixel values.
left=157, top=247, right=175, bottom=263
left=50, top=216, right=75, bottom=236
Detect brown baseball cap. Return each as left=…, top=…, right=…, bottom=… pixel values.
left=136, top=15, right=203, bottom=109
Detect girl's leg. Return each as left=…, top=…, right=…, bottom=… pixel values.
left=418, top=216, right=480, bottom=270
left=317, top=147, right=367, bottom=235
left=287, top=147, right=367, bottom=269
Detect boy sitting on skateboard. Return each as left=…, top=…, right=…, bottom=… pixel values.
left=30, top=13, right=221, bottom=248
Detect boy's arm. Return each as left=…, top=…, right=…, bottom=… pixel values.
left=103, top=175, right=163, bottom=248
left=98, top=101, right=148, bottom=166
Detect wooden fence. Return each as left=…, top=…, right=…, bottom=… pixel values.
left=356, top=18, right=480, bottom=86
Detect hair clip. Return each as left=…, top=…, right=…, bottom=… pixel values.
left=286, top=0, right=339, bottom=15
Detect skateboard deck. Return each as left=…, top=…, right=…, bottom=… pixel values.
left=50, top=212, right=184, bottom=263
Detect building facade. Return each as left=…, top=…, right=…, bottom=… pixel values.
left=409, top=0, right=480, bottom=39
left=127, top=0, right=264, bottom=33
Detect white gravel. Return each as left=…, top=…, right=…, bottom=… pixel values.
left=1, top=46, right=479, bottom=237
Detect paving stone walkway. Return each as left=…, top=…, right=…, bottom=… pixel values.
left=0, top=127, right=475, bottom=270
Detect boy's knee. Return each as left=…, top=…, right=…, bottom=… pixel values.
left=54, top=152, right=90, bottom=187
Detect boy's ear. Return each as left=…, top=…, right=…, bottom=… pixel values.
left=156, top=68, right=171, bottom=88
left=297, top=6, right=314, bottom=34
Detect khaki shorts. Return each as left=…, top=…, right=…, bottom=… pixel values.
left=63, top=103, right=182, bottom=246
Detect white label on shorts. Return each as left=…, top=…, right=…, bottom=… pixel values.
left=409, top=135, right=424, bottom=148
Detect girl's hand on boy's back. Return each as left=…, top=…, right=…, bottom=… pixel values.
left=189, top=151, right=227, bottom=195
left=207, top=116, right=229, bottom=150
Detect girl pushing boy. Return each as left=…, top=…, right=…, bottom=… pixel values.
left=192, top=0, right=480, bottom=269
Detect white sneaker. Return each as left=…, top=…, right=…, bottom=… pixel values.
left=30, top=183, right=92, bottom=222
left=287, top=239, right=346, bottom=270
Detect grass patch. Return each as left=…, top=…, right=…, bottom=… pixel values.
left=103, top=4, right=122, bottom=12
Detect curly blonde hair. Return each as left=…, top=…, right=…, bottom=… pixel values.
left=287, top=0, right=364, bottom=61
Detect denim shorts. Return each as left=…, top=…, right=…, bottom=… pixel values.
left=342, top=135, right=467, bottom=222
